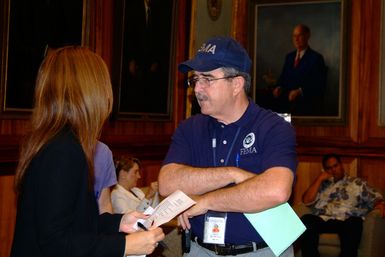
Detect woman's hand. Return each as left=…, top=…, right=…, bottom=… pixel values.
left=124, top=228, right=165, bottom=255
left=119, top=211, right=149, bottom=233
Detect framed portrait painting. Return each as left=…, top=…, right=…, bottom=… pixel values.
left=0, top=0, right=89, bottom=117
left=112, top=0, right=176, bottom=120
left=249, top=0, right=348, bottom=125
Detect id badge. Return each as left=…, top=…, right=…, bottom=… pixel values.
left=203, top=211, right=227, bottom=244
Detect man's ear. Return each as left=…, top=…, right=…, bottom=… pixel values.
left=232, top=76, right=245, bottom=95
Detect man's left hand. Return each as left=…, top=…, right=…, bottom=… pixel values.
left=178, top=195, right=208, bottom=230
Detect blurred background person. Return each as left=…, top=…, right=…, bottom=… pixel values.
left=94, top=141, right=117, bottom=214
left=112, top=155, right=159, bottom=213
left=299, top=153, right=385, bottom=257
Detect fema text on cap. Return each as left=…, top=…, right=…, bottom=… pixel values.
left=198, top=43, right=216, bottom=54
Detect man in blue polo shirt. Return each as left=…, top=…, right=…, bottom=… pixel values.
left=158, top=36, right=297, bottom=257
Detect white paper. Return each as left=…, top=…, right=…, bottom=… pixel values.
left=133, top=190, right=195, bottom=257
left=134, top=206, right=155, bottom=230
left=142, top=189, right=196, bottom=228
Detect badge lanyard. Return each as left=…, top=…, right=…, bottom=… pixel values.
left=206, top=126, right=241, bottom=244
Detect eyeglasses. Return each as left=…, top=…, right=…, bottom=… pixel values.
left=187, top=75, right=239, bottom=89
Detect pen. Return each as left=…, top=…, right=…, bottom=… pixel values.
left=137, top=222, right=168, bottom=249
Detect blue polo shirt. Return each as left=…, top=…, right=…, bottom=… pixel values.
left=163, top=100, right=297, bottom=244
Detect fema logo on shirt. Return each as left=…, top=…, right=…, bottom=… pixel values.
left=240, top=133, right=257, bottom=155
left=243, top=133, right=255, bottom=148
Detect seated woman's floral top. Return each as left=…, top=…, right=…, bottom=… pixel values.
left=310, top=175, right=383, bottom=221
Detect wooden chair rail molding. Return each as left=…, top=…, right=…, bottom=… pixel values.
left=297, top=146, right=385, bottom=158
left=297, top=135, right=385, bottom=158
left=4, top=133, right=385, bottom=174
left=0, top=134, right=172, bottom=175
left=297, top=135, right=385, bottom=147
left=100, top=134, right=172, bottom=160
left=0, top=135, right=21, bottom=175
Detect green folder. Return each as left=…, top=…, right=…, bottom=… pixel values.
left=244, top=202, right=306, bottom=257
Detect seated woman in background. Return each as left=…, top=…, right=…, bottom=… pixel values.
left=112, top=156, right=159, bottom=213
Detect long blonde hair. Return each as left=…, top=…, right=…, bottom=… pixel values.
left=15, top=46, right=113, bottom=193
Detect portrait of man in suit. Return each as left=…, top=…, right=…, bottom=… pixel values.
left=270, top=24, right=327, bottom=116
left=253, top=2, right=343, bottom=119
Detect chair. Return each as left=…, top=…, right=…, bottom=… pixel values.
left=293, top=203, right=385, bottom=257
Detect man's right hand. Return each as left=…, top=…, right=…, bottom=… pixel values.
left=231, top=167, right=255, bottom=184
left=318, top=170, right=333, bottom=182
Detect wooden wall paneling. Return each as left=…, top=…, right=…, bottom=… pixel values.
left=0, top=175, right=16, bottom=257
left=137, top=160, right=163, bottom=187
left=352, top=0, right=382, bottom=143
left=0, top=135, right=21, bottom=177
left=359, top=158, right=385, bottom=195
left=366, top=0, right=385, bottom=139
left=348, top=0, right=361, bottom=144
left=231, top=0, right=248, bottom=47
left=292, top=157, right=324, bottom=205
left=347, top=0, right=385, bottom=145
left=173, top=0, right=191, bottom=126
left=92, top=0, right=114, bottom=68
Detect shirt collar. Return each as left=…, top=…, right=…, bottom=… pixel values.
left=209, top=98, right=259, bottom=129
left=297, top=48, right=308, bottom=59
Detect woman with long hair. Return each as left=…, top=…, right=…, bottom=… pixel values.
left=11, top=46, right=164, bottom=257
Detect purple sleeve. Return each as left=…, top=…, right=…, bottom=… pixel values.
left=94, top=142, right=118, bottom=199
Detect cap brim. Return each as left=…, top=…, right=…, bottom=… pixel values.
left=178, top=58, right=222, bottom=73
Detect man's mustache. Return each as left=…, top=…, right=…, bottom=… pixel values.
left=195, top=93, right=208, bottom=101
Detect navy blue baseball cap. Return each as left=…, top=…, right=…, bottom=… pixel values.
left=178, top=36, right=252, bottom=73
